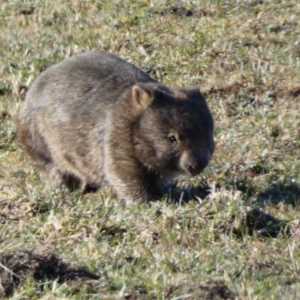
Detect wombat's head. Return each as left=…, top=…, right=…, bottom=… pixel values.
left=131, top=83, right=214, bottom=177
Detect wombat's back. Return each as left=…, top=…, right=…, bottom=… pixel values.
left=25, top=51, right=155, bottom=109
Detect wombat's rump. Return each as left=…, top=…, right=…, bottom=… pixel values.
left=17, top=51, right=214, bottom=202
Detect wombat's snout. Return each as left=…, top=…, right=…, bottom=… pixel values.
left=180, top=152, right=210, bottom=176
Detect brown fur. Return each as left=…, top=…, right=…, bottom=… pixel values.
left=17, top=51, right=214, bottom=202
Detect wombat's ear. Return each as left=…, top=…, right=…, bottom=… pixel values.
left=131, top=85, right=154, bottom=115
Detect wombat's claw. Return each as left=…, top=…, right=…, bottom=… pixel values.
left=81, top=182, right=98, bottom=194
left=81, top=182, right=87, bottom=191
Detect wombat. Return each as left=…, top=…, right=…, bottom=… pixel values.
left=17, top=51, right=214, bottom=202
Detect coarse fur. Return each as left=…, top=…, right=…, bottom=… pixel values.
left=17, top=51, right=214, bottom=202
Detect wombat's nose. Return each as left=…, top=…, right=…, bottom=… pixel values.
left=186, top=155, right=209, bottom=176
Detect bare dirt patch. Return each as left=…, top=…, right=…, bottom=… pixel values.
left=0, top=250, right=100, bottom=298
left=170, top=280, right=235, bottom=300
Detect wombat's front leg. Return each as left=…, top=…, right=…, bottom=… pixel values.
left=105, top=166, right=164, bottom=203
left=122, top=179, right=162, bottom=202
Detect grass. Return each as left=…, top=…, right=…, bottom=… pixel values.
left=0, top=0, right=300, bottom=299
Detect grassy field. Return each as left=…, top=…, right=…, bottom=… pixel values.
left=1, top=0, right=300, bottom=299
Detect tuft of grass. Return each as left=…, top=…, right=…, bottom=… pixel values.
left=0, top=0, right=299, bottom=298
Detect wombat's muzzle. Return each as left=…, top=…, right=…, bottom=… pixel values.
left=181, top=153, right=210, bottom=176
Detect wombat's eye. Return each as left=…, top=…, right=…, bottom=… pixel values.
left=169, top=135, right=177, bottom=143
